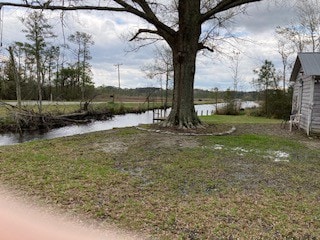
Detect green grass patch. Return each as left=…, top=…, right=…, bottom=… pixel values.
left=200, top=114, right=282, bottom=124
left=0, top=122, right=319, bottom=239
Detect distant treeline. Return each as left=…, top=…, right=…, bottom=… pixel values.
left=0, top=84, right=260, bottom=102
left=95, top=86, right=260, bottom=102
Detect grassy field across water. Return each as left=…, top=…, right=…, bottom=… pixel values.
left=0, top=115, right=319, bottom=239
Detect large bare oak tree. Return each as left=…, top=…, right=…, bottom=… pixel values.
left=0, top=0, right=262, bottom=128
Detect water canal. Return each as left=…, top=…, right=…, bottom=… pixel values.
left=0, top=102, right=258, bottom=146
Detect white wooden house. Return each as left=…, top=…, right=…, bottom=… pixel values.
left=290, top=52, right=320, bottom=135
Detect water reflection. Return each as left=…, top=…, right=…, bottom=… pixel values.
left=0, top=111, right=155, bottom=146
left=0, top=102, right=258, bottom=146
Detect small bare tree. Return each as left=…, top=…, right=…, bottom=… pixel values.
left=276, top=0, right=320, bottom=53
left=275, top=31, right=295, bottom=92
left=296, top=0, right=320, bottom=52
left=142, top=45, right=173, bottom=109
left=228, top=50, right=241, bottom=94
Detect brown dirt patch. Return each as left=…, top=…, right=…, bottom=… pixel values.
left=142, top=122, right=320, bottom=150
left=147, top=123, right=234, bottom=135
left=96, top=141, right=129, bottom=154
left=142, top=133, right=201, bottom=149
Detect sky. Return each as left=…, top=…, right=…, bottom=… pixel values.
left=0, top=1, right=298, bottom=91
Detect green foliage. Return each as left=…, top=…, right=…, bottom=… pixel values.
left=251, top=60, right=291, bottom=119
left=252, top=60, right=280, bottom=91
left=0, top=14, right=96, bottom=102
left=67, top=31, right=94, bottom=100
left=250, top=89, right=293, bottom=119
left=262, top=89, right=292, bottom=119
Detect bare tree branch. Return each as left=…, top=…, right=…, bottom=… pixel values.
left=198, top=42, right=214, bottom=52
left=0, top=0, right=177, bottom=46
left=200, top=0, right=262, bottom=23
left=0, top=1, right=125, bottom=11
left=131, top=0, right=176, bottom=41
left=129, top=28, right=159, bottom=41
left=126, top=38, right=160, bottom=53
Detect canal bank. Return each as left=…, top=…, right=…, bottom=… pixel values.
left=0, top=102, right=258, bottom=145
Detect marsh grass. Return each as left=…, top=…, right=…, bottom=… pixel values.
left=0, top=102, right=162, bottom=116
left=0, top=102, right=164, bottom=132
left=0, top=116, right=319, bottom=239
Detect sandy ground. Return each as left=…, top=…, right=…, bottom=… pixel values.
left=0, top=186, right=145, bottom=240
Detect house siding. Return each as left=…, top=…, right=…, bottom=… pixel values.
left=291, top=80, right=301, bottom=113
left=300, top=76, right=312, bottom=131
left=311, top=82, right=320, bottom=133
left=290, top=53, right=320, bottom=135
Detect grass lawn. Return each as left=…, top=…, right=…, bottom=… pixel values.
left=0, top=115, right=319, bottom=239
left=200, top=114, right=282, bottom=124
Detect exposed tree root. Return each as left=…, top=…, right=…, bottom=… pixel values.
left=161, top=113, right=204, bottom=129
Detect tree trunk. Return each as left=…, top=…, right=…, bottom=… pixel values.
left=164, top=49, right=201, bottom=128
left=163, top=0, right=201, bottom=128
left=165, top=63, right=169, bottom=109
left=36, top=55, right=43, bottom=114
left=9, top=46, right=22, bottom=109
